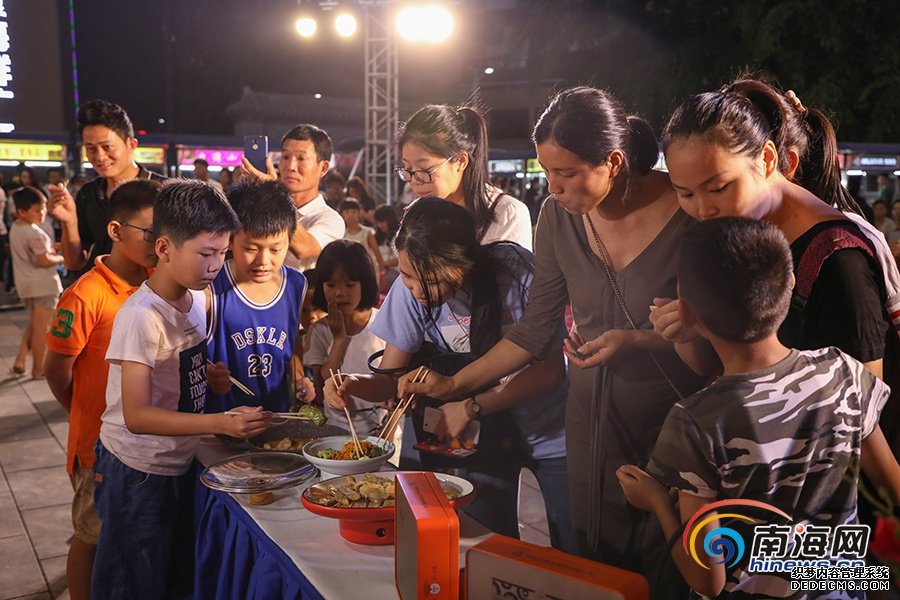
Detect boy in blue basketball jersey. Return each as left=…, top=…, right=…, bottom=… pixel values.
left=206, top=180, right=315, bottom=412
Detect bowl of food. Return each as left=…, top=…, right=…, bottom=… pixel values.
left=302, top=435, right=395, bottom=479
left=248, top=419, right=348, bottom=454
left=300, top=471, right=475, bottom=544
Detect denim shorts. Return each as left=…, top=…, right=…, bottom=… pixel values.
left=91, top=441, right=195, bottom=600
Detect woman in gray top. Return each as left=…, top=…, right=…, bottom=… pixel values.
left=400, top=87, right=708, bottom=595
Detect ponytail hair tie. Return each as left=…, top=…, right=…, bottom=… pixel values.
left=785, top=90, right=807, bottom=115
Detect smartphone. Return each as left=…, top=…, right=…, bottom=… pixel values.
left=243, top=135, right=268, bottom=173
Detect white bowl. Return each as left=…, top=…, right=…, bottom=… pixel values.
left=302, top=435, right=395, bottom=478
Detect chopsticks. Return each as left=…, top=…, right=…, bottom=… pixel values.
left=272, top=412, right=312, bottom=421
left=208, top=360, right=255, bottom=397
left=377, top=365, right=427, bottom=445
left=330, top=369, right=364, bottom=459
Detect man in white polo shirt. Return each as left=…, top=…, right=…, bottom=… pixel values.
left=241, top=123, right=344, bottom=270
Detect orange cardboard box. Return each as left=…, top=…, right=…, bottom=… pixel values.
left=466, top=534, right=649, bottom=600
left=395, top=472, right=460, bottom=600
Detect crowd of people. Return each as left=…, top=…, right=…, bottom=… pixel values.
left=1, top=73, right=899, bottom=600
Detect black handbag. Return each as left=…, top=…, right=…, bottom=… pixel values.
left=367, top=342, right=532, bottom=469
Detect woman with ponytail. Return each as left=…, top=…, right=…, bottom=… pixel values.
left=397, top=87, right=707, bottom=595
left=323, top=198, right=574, bottom=551
left=396, top=104, right=533, bottom=249
left=656, top=80, right=893, bottom=378
left=726, top=79, right=900, bottom=347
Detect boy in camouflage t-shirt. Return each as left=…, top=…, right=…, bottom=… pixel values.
left=616, top=218, right=899, bottom=599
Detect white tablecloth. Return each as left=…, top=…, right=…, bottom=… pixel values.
left=196, top=436, right=494, bottom=599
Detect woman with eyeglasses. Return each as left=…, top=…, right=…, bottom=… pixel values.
left=396, top=104, right=533, bottom=250
left=397, top=87, right=709, bottom=597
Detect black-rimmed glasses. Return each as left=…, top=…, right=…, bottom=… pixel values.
left=395, top=156, right=453, bottom=184
left=120, top=222, right=155, bottom=243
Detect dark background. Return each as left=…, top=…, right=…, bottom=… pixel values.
left=15, top=0, right=900, bottom=143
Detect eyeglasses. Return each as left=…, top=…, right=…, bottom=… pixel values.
left=395, top=156, right=454, bottom=184
left=120, top=221, right=155, bottom=243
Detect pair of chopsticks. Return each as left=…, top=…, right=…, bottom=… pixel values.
left=329, top=369, right=364, bottom=459
left=272, top=412, right=311, bottom=421
left=376, top=365, right=427, bottom=445
left=208, top=360, right=255, bottom=397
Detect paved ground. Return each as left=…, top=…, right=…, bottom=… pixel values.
left=0, top=303, right=550, bottom=600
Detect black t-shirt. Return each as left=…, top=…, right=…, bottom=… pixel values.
left=74, top=165, right=166, bottom=276
left=780, top=220, right=889, bottom=362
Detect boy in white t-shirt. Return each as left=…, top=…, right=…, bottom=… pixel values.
left=8, top=187, right=63, bottom=378
left=92, top=181, right=273, bottom=599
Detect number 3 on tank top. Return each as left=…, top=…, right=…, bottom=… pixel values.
left=248, top=353, right=273, bottom=378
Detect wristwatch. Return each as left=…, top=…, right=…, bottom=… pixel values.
left=467, top=395, right=482, bottom=419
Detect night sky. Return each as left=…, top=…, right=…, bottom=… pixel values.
left=74, top=0, right=498, bottom=138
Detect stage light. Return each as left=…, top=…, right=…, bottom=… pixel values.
left=396, top=5, right=454, bottom=43
left=335, top=13, right=357, bottom=37
left=295, top=17, right=317, bottom=38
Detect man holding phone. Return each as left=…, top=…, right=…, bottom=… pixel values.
left=48, top=100, right=166, bottom=278
left=241, top=124, right=344, bottom=270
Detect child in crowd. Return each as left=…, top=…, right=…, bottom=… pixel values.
left=92, top=181, right=273, bottom=599
left=9, top=187, right=63, bottom=378
left=304, top=239, right=386, bottom=435
left=373, top=205, right=400, bottom=295
left=340, top=199, right=385, bottom=279
left=299, top=268, right=327, bottom=404
left=44, top=179, right=161, bottom=600
left=617, top=217, right=900, bottom=599
left=206, top=180, right=314, bottom=413
left=300, top=268, right=327, bottom=333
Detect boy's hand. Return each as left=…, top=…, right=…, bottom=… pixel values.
left=324, top=372, right=356, bottom=410
left=650, top=298, right=698, bottom=344
left=206, top=361, right=233, bottom=395
left=219, top=406, right=272, bottom=438
left=615, top=464, right=671, bottom=513
left=295, top=376, right=315, bottom=404
left=47, top=184, right=77, bottom=225
left=564, top=330, right=630, bottom=368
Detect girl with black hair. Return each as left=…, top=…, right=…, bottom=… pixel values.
left=397, top=104, right=533, bottom=249
left=323, top=198, right=574, bottom=551
left=397, top=87, right=708, bottom=596
left=305, top=240, right=387, bottom=436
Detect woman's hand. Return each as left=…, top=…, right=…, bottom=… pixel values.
left=564, top=329, right=632, bottom=368
left=615, top=464, right=671, bottom=513
left=239, top=156, right=278, bottom=182
left=650, top=297, right=698, bottom=344
left=206, top=361, right=233, bottom=395
left=218, top=406, right=273, bottom=438
left=327, top=303, right=348, bottom=341
left=324, top=372, right=357, bottom=410
left=397, top=367, right=457, bottom=401
left=433, top=400, right=471, bottom=443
